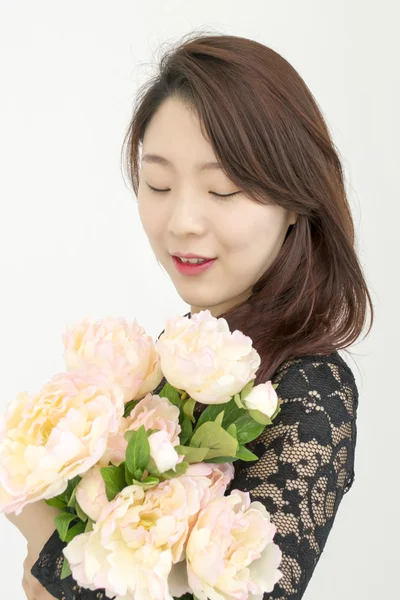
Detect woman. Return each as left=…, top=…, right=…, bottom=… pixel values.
left=24, top=32, right=373, bottom=599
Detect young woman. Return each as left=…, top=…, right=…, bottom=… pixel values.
left=24, top=32, right=373, bottom=599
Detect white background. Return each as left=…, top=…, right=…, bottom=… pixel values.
left=0, top=1, right=398, bottom=598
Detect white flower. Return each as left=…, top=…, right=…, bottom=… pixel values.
left=156, top=310, right=260, bottom=405
left=148, top=429, right=180, bottom=473
left=242, top=381, right=279, bottom=418
left=0, top=370, right=124, bottom=515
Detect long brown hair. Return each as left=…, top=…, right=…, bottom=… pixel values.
left=121, top=30, right=374, bottom=383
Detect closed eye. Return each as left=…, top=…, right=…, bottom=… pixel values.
left=146, top=184, right=240, bottom=199
left=210, top=191, right=241, bottom=199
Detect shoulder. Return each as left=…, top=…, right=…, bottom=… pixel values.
left=245, top=351, right=358, bottom=494
left=271, top=351, right=359, bottom=418
left=265, top=352, right=358, bottom=482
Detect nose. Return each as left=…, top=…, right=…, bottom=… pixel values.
left=167, top=190, right=206, bottom=237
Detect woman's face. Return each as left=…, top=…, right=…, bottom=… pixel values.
left=137, top=97, right=296, bottom=317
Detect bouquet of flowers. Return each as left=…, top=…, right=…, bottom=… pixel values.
left=0, top=309, right=283, bottom=600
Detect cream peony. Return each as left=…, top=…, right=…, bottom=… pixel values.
left=167, top=462, right=236, bottom=598
left=183, top=462, right=235, bottom=506
left=242, top=381, right=279, bottom=418
left=63, top=470, right=225, bottom=600
left=62, top=315, right=163, bottom=403
left=75, top=465, right=109, bottom=522
left=155, top=310, right=261, bottom=405
left=99, top=393, right=183, bottom=473
left=184, top=489, right=283, bottom=600
left=0, top=370, right=124, bottom=515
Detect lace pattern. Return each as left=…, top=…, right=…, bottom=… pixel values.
left=31, top=349, right=358, bottom=600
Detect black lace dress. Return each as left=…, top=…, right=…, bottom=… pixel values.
left=31, top=313, right=358, bottom=600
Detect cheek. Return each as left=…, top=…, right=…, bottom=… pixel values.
left=219, top=208, right=286, bottom=268
left=137, top=196, right=160, bottom=240
left=216, top=209, right=271, bottom=251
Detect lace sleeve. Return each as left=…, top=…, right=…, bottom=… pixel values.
left=230, top=353, right=358, bottom=600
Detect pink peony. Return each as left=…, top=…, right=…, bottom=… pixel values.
left=0, top=370, right=124, bottom=515
left=155, top=310, right=261, bottom=405
left=63, top=315, right=163, bottom=403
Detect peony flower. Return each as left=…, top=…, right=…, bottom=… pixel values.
left=155, top=310, right=261, bottom=405
left=184, top=489, right=283, bottom=600
left=242, top=381, right=279, bottom=419
left=0, top=370, right=124, bottom=515
left=62, top=315, right=163, bottom=404
left=167, top=462, right=237, bottom=598
left=75, top=465, right=109, bottom=522
left=99, top=393, right=182, bottom=474
left=184, top=462, right=235, bottom=505
left=63, top=472, right=219, bottom=600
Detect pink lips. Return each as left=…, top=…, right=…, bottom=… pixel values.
left=172, top=255, right=216, bottom=276
left=172, top=252, right=215, bottom=260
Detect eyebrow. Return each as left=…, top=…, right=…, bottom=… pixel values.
left=141, top=153, right=222, bottom=172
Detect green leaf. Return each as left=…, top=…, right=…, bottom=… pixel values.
left=131, top=476, right=159, bottom=490
left=84, top=517, right=94, bottom=533
left=178, top=415, right=193, bottom=446
left=235, top=445, right=259, bottom=461
left=123, top=399, right=141, bottom=418
left=125, top=425, right=150, bottom=478
left=203, top=455, right=238, bottom=463
left=217, top=400, right=245, bottom=430
left=61, top=475, right=81, bottom=505
left=191, top=402, right=228, bottom=435
left=248, top=409, right=273, bottom=426
left=145, top=460, right=161, bottom=478
left=191, top=422, right=238, bottom=460
left=125, top=461, right=134, bottom=485
left=100, top=463, right=126, bottom=502
left=158, top=382, right=182, bottom=407
left=174, top=445, right=209, bottom=464
left=240, top=379, right=255, bottom=400
left=65, top=520, right=86, bottom=542
left=44, top=497, right=67, bottom=510
left=161, top=461, right=189, bottom=479
left=67, top=485, right=78, bottom=509
left=183, top=397, right=196, bottom=423
left=233, top=414, right=265, bottom=445
left=55, top=512, right=79, bottom=542
left=233, top=393, right=245, bottom=409
left=226, top=423, right=237, bottom=439
left=214, top=410, right=224, bottom=427
left=75, top=500, right=88, bottom=523
left=60, top=556, right=72, bottom=580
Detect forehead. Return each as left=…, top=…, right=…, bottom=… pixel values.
left=141, top=152, right=222, bottom=173
left=141, top=98, right=222, bottom=173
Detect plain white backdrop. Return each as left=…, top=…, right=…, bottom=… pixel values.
left=0, top=1, right=398, bottom=598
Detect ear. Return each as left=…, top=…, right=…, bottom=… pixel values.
left=288, top=211, right=297, bottom=226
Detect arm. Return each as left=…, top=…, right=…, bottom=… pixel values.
left=5, top=500, right=62, bottom=558
left=6, top=501, right=63, bottom=600
left=232, top=353, right=358, bottom=599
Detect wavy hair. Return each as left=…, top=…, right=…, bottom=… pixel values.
left=121, top=30, right=374, bottom=382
